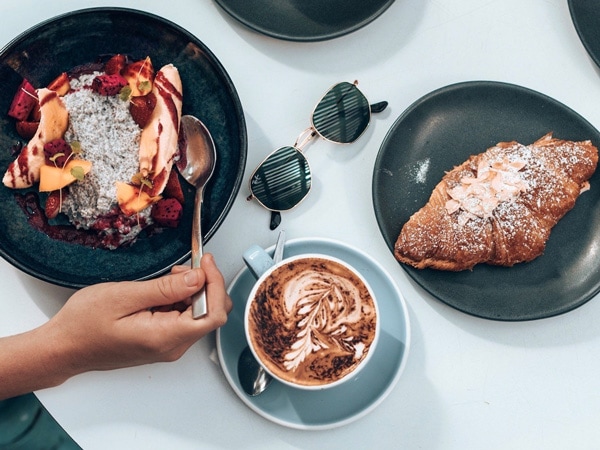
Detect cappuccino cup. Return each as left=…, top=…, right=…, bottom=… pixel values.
left=243, top=245, right=379, bottom=390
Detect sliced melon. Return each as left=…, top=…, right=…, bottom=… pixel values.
left=115, top=181, right=161, bottom=216
left=39, top=159, right=92, bottom=192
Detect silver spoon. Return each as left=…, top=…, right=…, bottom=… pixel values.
left=238, top=346, right=272, bottom=397
left=238, top=230, right=286, bottom=396
left=177, top=115, right=217, bottom=319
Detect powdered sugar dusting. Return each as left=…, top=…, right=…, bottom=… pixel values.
left=395, top=134, right=598, bottom=270
left=413, top=158, right=430, bottom=184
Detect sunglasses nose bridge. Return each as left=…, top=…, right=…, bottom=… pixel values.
left=294, top=127, right=318, bottom=151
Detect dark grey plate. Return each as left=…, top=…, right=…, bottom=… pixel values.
left=569, top=0, right=600, bottom=69
left=0, top=8, right=247, bottom=288
left=373, top=81, right=600, bottom=321
left=215, top=0, right=395, bottom=42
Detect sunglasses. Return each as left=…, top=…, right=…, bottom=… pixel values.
left=247, top=81, right=388, bottom=229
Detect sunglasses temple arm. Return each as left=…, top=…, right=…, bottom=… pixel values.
left=270, top=211, right=282, bottom=230
left=370, top=100, right=388, bottom=114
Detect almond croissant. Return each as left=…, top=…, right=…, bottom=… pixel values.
left=394, top=133, right=598, bottom=271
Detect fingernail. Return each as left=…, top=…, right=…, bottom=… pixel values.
left=184, top=269, right=200, bottom=287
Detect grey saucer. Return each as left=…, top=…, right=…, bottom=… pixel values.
left=216, top=237, right=410, bottom=430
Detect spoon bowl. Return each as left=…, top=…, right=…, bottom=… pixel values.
left=238, top=346, right=273, bottom=396
left=177, top=115, right=217, bottom=318
left=237, top=230, right=285, bottom=396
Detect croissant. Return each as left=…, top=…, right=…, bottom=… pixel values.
left=394, top=133, right=598, bottom=271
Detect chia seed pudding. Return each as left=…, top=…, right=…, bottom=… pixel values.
left=61, top=73, right=152, bottom=248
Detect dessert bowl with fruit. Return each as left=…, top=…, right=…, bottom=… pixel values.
left=0, top=8, right=247, bottom=288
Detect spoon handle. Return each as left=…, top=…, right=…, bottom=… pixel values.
left=191, top=188, right=207, bottom=318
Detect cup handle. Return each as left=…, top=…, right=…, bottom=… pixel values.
left=243, top=244, right=275, bottom=280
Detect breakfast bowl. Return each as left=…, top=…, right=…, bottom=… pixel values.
left=0, top=7, right=247, bottom=288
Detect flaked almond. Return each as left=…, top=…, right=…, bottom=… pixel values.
left=445, top=157, right=529, bottom=220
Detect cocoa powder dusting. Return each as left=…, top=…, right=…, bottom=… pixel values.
left=248, top=257, right=377, bottom=386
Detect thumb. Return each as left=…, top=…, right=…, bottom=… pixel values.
left=117, top=268, right=206, bottom=313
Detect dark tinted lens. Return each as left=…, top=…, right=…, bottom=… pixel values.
left=250, top=146, right=311, bottom=211
left=311, top=82, right=370, bottom=143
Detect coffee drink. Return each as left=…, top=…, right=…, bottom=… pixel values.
left=246, top=255, right=378, bottom=388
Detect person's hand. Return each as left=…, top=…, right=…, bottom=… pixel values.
left=0, top=253, right=231, bottom=399
left=44, top=253, right=232, bottom=377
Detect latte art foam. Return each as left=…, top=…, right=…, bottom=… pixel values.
left=248, top=256, right=377, bottom=387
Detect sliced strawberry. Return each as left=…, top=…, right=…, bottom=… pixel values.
left=129, top=92, right=157, bottom=128
left=151, top=198, right=183, bottom=228
left=44, top=190, right=62, bottom=219
left=104, top=54, right=127, bottom=75
left=8, top=78, right=38, bottom=121
left=15, top=121, right=39, bottom=140
left=163, top=168, right=185, bottom=204
left=43, top=138, right=72, bottom=167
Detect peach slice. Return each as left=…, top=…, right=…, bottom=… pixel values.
left=47, top=72, right=71, bottom=96
left=138, top=64, right=182, bottom=197
left=39, top=159, right=92, bottom=192
left=122, top=57, right=154, bottom=97
left=115, top=181, right=161, bottom=216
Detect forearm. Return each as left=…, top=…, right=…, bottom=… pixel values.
left=0, top=324, right=74, bottom=400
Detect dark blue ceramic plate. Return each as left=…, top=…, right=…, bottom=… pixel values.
left=569, top=0, right=600, bottom=70
left=0, top=8, right=247, bottom=288
left=215, top=0, right=395, bottom=42
left=373, top=81, right=600, bottom=321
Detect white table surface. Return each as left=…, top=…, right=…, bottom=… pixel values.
left=2, top=0, right=600, bottom=449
